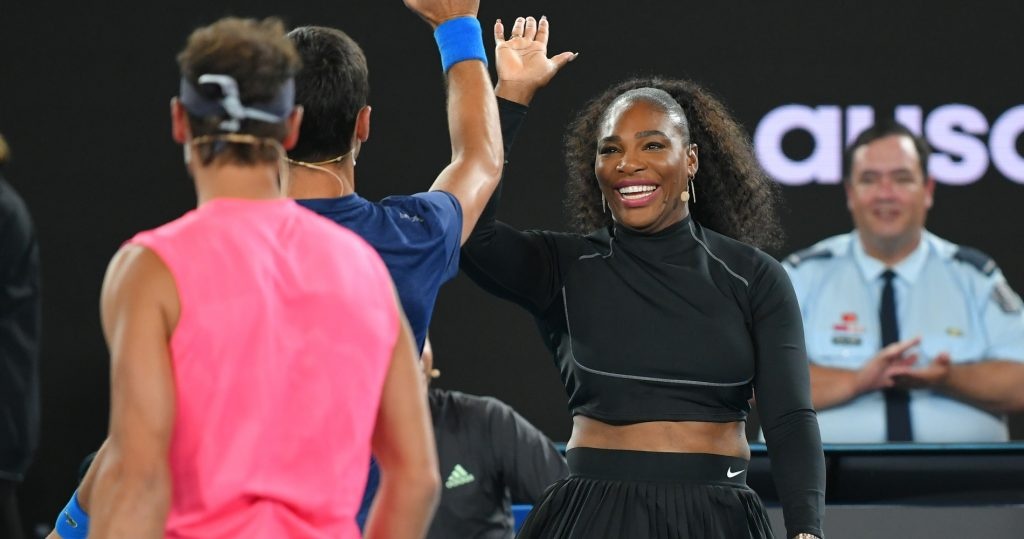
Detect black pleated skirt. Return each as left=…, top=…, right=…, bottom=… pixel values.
left=517, top=448, right=774, bottom=539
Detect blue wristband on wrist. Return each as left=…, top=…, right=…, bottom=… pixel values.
left=54, top=490, right=90, bottom=539
left=433, top=16, right=487, bottom=72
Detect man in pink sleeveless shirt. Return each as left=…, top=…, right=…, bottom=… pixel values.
left=49, top=15, right=441, bottom=539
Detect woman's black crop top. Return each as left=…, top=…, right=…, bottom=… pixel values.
left=459, top=99, right=825, bottom=539
left=466, top=214, right=802, bottom=424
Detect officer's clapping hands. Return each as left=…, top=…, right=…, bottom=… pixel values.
left=853, top=337, right=920, bottom=394
left=891, top=352, right=953, bottom=389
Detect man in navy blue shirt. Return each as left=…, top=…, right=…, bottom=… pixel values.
left=285, top=22, right=498, bottom=353
left=285, top=10, right=502, bottom=530
left=283, top=14, right=574, bottom=527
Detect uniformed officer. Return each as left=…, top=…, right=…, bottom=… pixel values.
left=784, top=120, right=1024, bottom=443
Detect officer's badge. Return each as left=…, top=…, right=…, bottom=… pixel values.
left=992, top=280, right=1024, bottom=314
left=831, top=311, right=864, bottom=345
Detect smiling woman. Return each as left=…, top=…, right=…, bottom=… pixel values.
left=460, top=32, right=826, bottom=537
left=565, top=78, right=785, bottom=248
left=593, top=94, right=694, bottom=233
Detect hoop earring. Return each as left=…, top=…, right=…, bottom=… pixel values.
left=689, top=176, right=696, bottom=204
left=601, top=192, right=607, bottom=214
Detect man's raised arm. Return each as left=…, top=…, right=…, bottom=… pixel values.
left=406, top=0, right=503, bottom=245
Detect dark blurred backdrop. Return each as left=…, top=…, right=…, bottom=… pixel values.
left=2, top=0, right=1023, bottom=533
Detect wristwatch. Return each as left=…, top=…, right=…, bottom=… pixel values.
left=793, top=534, right=821, bottom=539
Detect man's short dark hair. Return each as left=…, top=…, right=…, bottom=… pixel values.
left=287, top=26, right=370, bottom=162
left=843, top=120, right=931, bottom=181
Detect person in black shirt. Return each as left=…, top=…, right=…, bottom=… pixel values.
left=0, top=133, right=41, bottom=539
left=460, top=16, right=824, bottom=539
left=421, top=338, right=567, bottom=539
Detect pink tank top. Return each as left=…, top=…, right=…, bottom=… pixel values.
left=130, top=198, right=398, bottom=538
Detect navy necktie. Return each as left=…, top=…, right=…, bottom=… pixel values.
left=880, top=269, right=912, bottom=441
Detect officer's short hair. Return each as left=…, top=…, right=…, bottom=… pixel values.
left=843, top=120, right=931, bottom=182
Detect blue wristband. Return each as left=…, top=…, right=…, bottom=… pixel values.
left=54, top=490, right=89, bottom=539
left=433, top=17, right=487, bottom=72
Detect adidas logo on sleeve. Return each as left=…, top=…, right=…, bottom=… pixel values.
left=444, top=464, right=476, bottom=489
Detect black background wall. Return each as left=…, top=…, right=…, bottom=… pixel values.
left=2, top=0, right=1023, bottom=531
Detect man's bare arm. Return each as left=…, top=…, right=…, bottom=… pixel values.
left=363, top=290, right=439, bottom=539
left=87, top=245, right=178, bottom=538
left=405, top=0, right=504, bottom=244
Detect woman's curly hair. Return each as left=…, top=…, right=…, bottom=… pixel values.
left=563, top=77, right=784, bottom=249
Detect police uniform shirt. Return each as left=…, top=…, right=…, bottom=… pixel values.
left=785, top=230, right=1024, bottom=443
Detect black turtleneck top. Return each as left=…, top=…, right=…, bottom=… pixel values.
left=459, top=99, right=824, bottom=539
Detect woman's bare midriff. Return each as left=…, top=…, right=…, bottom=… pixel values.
left=568, top=416, right=751, bottom=460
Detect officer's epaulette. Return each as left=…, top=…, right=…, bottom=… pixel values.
left=953, top=246, right=998, bottom=276
left=785, top=246, right=833, bottom=267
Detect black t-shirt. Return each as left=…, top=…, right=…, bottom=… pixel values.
left=427, top=388, right=567, bottom=539
left=0, top=175, right=41, bottom=481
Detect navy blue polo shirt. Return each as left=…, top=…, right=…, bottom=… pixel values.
left=297, top=190, right=462, bottom=353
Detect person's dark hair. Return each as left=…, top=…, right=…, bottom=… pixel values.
left=843, top=120, right=931, bottom=181
left=286, top=26, right=369, bottom=162
left=177, top=17, right=301, bottom=165
left=564, top=77, right=783, bottom=249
